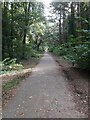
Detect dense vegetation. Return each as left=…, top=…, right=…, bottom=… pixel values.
left=47, top=2, right=90, bottom=70
left=2, top=2, right=45, bottom=60
left=1, top=1, right=90, bottom=73
left=1, top=2, right=46, bottom=74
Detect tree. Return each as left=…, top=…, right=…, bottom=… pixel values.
left=2, top=2, right=45, bottom=60
left=68, top=2, right=76, bottom=37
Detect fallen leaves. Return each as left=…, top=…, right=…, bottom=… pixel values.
left=58, top=110, right=61, bottom=112
left=18, top=105, right=21, bottom=107
left=35, top=109, right=38, bottom=112
left=19, top=112, right=24, bottom=116
left=16, top=111, right=24, bottom=116
left=22, top=101, right=25, bottom=104
left=40, top=108, right=42, bottom=111
left=29, top=96, right=33, bottom=99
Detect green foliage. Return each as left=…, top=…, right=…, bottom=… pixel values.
left=0, top=58, right=23, bottom=74
left=22, top=44, right=44, bottom=59
left=48, top=2, right=90, bottom=70
left=53, top=46, right=67, bottom=56
left=50, top=40, right=90, bottom=70
left=2, top=2, right=45, bottom=60
left=2, top=1, right=90, bottom=71
left=3, top=79, right=19, bottom=91
left=3, top=76, right=25, bottom=92
left=74, top=42, right=90, bottom=69
left=48, top=46, right=55, bottom=52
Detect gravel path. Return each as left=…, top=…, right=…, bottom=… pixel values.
left=3, top=53, right=87, bottom=118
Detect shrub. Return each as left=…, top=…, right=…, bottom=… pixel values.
left=1, top=58, right=23, bottom=73
left=50, top=39, right=90, bottom=70
left=64, top=42, right=90, bottom=70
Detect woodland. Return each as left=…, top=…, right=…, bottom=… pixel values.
left=1, top=2, right=90, bottom=74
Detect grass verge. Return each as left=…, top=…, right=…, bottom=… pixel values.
left=3, top=76, right=25, bottom=93
left=2, top=73, right=31, bottom=107
left=2, top=52, right=44, bottom=106
left=21, top=53, right=44, bottom=69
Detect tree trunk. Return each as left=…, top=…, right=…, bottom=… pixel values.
left=10, top=3, right=14, bottom=58
left=22, top=3, right=31, bottom=58
left=22, top=29, right=27, bottom=58
left=59, top=6, right=62, bottom=44
left=77, top=2, right=82, bottom=39
left=37, top=39, right=42, bottom=51
left=62, top=6, right=66, bottom=43
left=69, top=2, right=76, bottom=37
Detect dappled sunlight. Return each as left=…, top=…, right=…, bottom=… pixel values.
left=31, top=68, right=39, bottom=72
left=31, top=54, right=58, bottom=75
left=2, top=1, right=89, bottom=118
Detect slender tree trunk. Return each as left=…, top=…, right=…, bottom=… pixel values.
left=70, top=2, right=76, bottom=37
left=62, top=6, right=66, bottom=43
left=77, top=2, right=82, bottom=39
left=2, top=3, right=6, bottom=59
left=22, top=29, right=27, bottom=58
left=86, top=3, right=90, bottom=30
left=10, top=3, right=14, bottom=58
left=22, top=3, right=31, bottom=58
left=59, top=6, right=62, bottom=44
left=37, top=39, right=42, bottom=51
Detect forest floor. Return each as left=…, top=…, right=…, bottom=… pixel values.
left=2, top=53, right=88, bottom=118
left=53, top=55, right=88, bottom=117
left=2, top=56, right=43, bottom=83
left=2, top=56, right=43, bottom=106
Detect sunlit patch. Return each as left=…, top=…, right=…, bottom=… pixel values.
left=38, top=0, right=52, bottom=5
left=32, top=68, right=45, bottom=73
left=45, top=100, right=50, bottom=103
left=29, top=96, right=33, bottom=99
left=31, top=68, right=39, bottom=72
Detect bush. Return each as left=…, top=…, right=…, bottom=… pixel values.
left=1, top=58, right=23, bottom=74
left=70, top=42, right=89, bottom=69
left=64, top=42, right=90, bottom=69
left=23, top=45, right=44, bottom=59
left=48, top=46, right=55, bottom=52
left=50, top=40, right=90, bottom=70
left=52, top=45, right=67, bottom=56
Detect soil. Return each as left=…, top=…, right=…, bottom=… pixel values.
left=54, top=55, right=89, bottom=116
left=3, top=53, right=88, bottom=118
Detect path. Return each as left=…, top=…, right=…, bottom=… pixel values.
left=3, top=53, right=86, bottom=118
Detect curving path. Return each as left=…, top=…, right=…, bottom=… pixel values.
left=3, top=53, right=87, bottom=118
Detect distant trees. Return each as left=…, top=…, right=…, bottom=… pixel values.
left=2, top=2, right=45, bottom=60
left=68, top=2, right=76, bottom=37
left=48, top=2, right=90, bottom=44
left=48, top=2, right=90, bottom=70
left=2, top=1, right=90, bottom=69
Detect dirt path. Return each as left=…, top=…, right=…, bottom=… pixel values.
left=3, top=53, right=87, bottom=118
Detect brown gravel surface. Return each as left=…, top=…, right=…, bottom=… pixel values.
left=3, top=53, right=88, bottom=118
left=54, top=55, right=88, bottom=117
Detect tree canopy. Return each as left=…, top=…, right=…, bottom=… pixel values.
left=2, top=1, right=90, bottom=70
